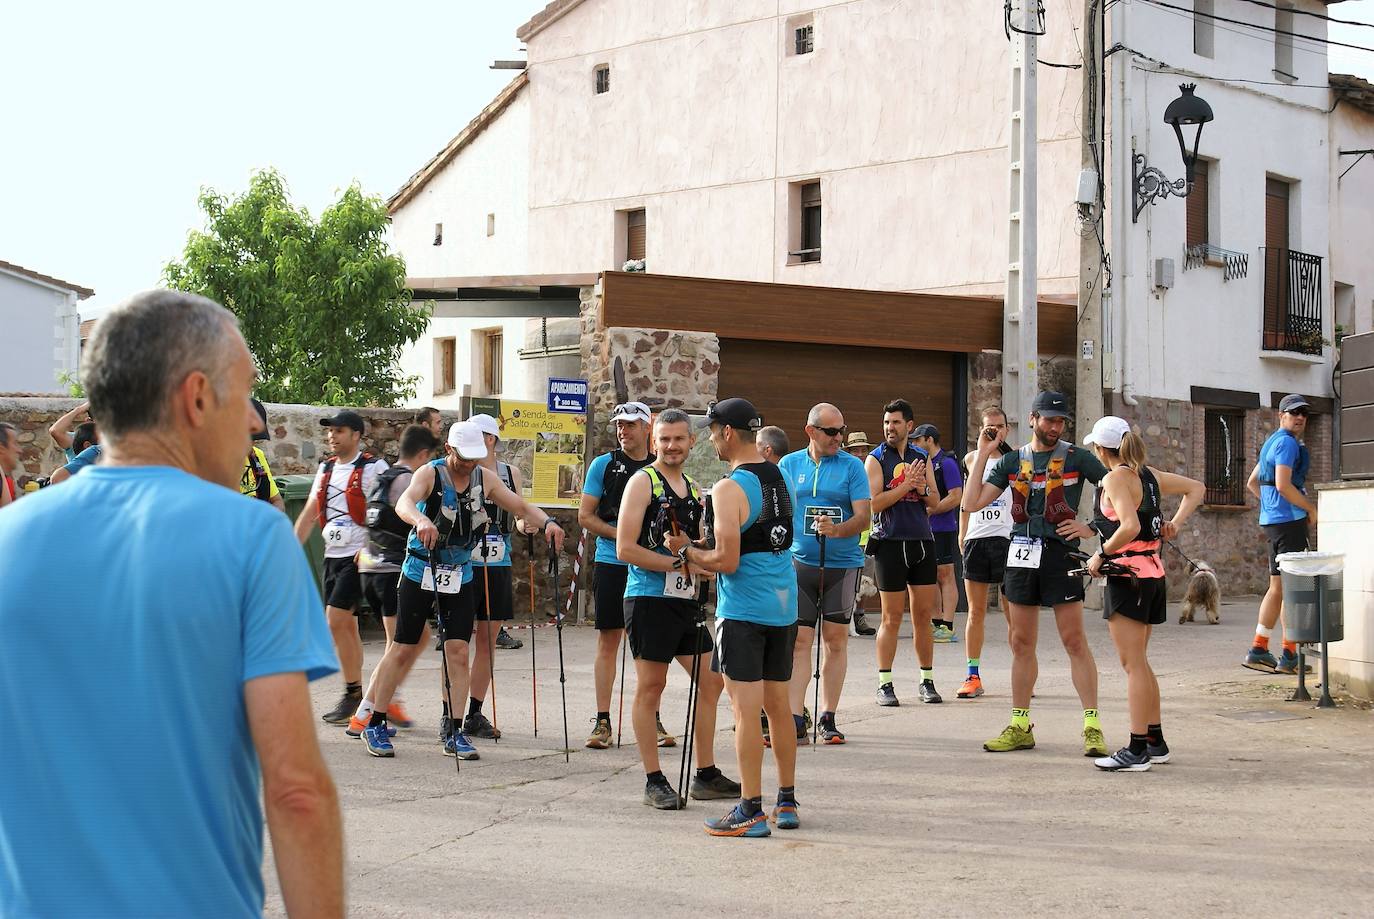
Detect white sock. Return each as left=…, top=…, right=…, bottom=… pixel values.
left=355, top=699, right=375, bottom=721
left=1256, top=625, right=1273, bottom=639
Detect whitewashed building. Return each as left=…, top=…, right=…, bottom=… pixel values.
left=0, top=260, right=92, bottom=395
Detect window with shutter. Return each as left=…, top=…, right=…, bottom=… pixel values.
left=1186, top=160, right=1209, bottom=249
left=626, top=209, right=646, bottom=261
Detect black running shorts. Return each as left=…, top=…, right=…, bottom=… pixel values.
left=794, top=560, right=860, bottom=626
left=1103, top=575, right=1168, bottom=625
left=933, top=530, right=958, bottom=566
left=395, top=573, right=476, bottom=645
left=624, top=596, right=713, bottom=664
left=1263, top=520, right=1309, bottom=576
left=322, top=556, right=363, bottom=612
left=711, top=618, right=796, bottom=683
left=361, top=571, right=400, bottom=618
left=1001, top=539, right=1085, bottom=608
left=593, top=562, right=629, bottom=630
left=470, top=566, right=515, bottom=621
left=873, top=539, right=938, bottom=591
left=962, top=536, right=1010, bottom=585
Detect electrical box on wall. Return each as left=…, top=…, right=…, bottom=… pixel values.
left=1152, top=257, right=1175, bottom=290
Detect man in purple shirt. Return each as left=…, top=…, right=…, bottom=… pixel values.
left=913, top=424, right=964, bottom=643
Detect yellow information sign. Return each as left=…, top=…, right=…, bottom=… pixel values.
left=470, top=398, right=587, bottom=509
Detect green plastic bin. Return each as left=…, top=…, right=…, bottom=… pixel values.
left=278, top=474, right=324, bottom=591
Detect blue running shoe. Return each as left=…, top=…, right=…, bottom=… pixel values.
left=773, top=795, right=800, bottom=830
left=444, top=731, right=480, bottom=761
left=1274, top=648, right=1312, bottom=675
left=363, top=722, right=394, bottom=757
left=705, top=803, right=771, bottom=838
left=1243, top=647, right=1278, bottom=673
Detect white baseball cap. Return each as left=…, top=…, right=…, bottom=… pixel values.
left=467, top=413, right=501, bottom=439
left=1083, top=415, right=1132, bottom=450
left=447, top=421, right=489, bottom=460
left=611, top=401, right=652, bottom=424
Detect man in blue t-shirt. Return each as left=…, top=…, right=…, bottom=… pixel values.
left=778, top=402, right=871, bottom=746
left=913, top=423, right=965, bottom=643
left=0, top=290, right=342, bottom=918
left=1243, top=394, right=1318, bottom=674
left=667, top=397, right=800, bottom=839
left=577, top=401, right=657, bottom=749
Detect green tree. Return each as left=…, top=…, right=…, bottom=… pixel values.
left=164, top=169, right=430, bottom=406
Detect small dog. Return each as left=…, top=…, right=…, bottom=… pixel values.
left=1178, top=561, right=1221, bottom=624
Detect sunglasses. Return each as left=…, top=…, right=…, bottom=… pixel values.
left=814, top=425, right=847, bottom=438
left=1287, top=408, right=1309, bottom=417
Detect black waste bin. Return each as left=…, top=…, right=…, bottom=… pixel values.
left=1278, top=552, right=1345, bottom=645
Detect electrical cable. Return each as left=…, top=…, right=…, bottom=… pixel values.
left=1139, top=0, right=1374, bottom=55
left=1230, top=0, right=1374, bottom=31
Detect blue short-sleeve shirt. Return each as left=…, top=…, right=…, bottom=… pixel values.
left=1258, top=428, right=1310, bottom=525
left=778, top=448, right=871, bottom=568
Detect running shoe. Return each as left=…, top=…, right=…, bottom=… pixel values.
left=495, top=627, right=523, bottom=650
left=932, top=625, right=958, bottom=643
left=656, top=714, right=676, bottom=748
left=983, top=723, right=1036, bottom=752
left=438, top=714, right=453, bottom=745
left=1083, top=726, right=1109, bottom=757
left=444, top=732, right=480, bottom=760
left=1243, top=647, right=1279, bottom=673
left=1146, top=740, right=1171, bottom=764
left=956, top=675, right=984, bottom=699
left=321, top=688, right=361, bottom=725
left=773, top=794, right=800, bottom=830
left=794, top=713, right=810, bottom=746
left=690, top=771, right=742, bottom=801
left=362, top=722, right=394, bottom=758
left=388, top=701, right=414, bottom=729
left=818, top=715, right=845, bottom=745
left=852, top=613, right=877, bottom=636
left=705, top=803, right=771, bottom=838
left=1274, top=649, right=1312, bottom=674
left=644, top=779, right=684, bottom=810
left=463, top=711, right=502, bottom=740
left=585, top=717, right=613, bottom=749
left=347, top=715, right=396, bottom=738
left=1094, top=747, right=1152, bottom=771
left=876, top=682, right=900, bottom=707
left=918, top=681, right=943, bottom=704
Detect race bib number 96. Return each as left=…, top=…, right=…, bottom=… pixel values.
left=421, top=565, right=463, bottom=594
left=322, top=522, right=350, bottom=546
left=1007, top=536, right=1042, bottom=569
left=664, top=571, right=696, bottom=600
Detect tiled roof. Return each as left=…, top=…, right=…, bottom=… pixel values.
left=0, top=260, right=93, bottom=299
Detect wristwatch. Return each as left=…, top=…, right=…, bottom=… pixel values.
left=677, top=544, right=691, bottom=565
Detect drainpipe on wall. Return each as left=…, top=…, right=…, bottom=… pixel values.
left=1110, top=0, right=1139, bottom=407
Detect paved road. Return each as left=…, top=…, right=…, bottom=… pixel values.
left=268, top=599, right=1372, bottom=917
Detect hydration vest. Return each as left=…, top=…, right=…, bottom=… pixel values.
left=1093, top=465, right=1164, bottom=561
left=481, top=462, right=517, bottom=535
left=637, top=467, right=703, bottom=550
left=1256, top=429, right=1310, bottom=487
left=738, top=462, right=795, bottom=556
left=245, top=449, right=272, bottom=501
left=596, top=450, right=655, bottom=523
left=1008, top=441, right=1076, bottom=526
left=314, top=452, right=381, bottom=528
left=364, top=464, right=413, bottom=563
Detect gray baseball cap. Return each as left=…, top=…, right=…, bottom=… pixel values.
left=1279, top=393, right=1310, bottom=413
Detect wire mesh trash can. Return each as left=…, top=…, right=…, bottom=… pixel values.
left=1276, top=550, right=1343, bottom=708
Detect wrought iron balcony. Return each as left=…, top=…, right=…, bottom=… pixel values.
left=1261, top=247, right=1323, bottom=355
left=1184, top=243, right=1248, bottom=281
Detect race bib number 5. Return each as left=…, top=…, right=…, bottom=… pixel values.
left=421, top=565, right=463, bottom=594
left=1007, top=536, right=1042, bottom=569
left=321, top=522, right=350, bottom=546
left=664, top=571, right=696, bottom=600
left=479, top=534, right=506, bottom=564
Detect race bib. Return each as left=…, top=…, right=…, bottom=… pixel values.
left=804, top=505, right=843, bottom=536
left=421, top=565, right=462, bottom=594
left=664, top=570, right=696, bottom=600
left=1007, top=536, right=1042, bottom=569
left=322, top=522, right=351, bottom=546
left=479, top=534, right=506, bottom=564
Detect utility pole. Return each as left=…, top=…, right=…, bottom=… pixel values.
left=1077, top=0, right=1106, bottom=432
left=1004, top=1, right=1039, bottom=447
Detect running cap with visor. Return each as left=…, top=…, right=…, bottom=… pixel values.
left=251, top=398, right=270, bottom=442
left=1279, top=393, right=1310, bottom=413
left=319, top=409, right=365, bottom=433
left=912, top=423, right=939, bottom=440
left=697, top=398, right=763, bottom=432
left=467, top=413, right=501, bottom=439
left=611, top=401, right=652, bottom=424
left=1030, top=391, right=1070, bottom=419
left=447, top=421, right=489, bottom=460
left=1083, top=415, right=1132, bottom=450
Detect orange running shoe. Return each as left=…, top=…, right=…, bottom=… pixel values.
left=346, top=715, right=367, bottom=737
left=956, top=675, right=984, bottom=699
left=388, top=701, right=414, bottom=729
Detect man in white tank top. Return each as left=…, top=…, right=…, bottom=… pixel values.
left=956, top=408, right=1014, bottom=700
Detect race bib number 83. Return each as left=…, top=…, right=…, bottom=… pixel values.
left=664, top=571, right=696, bottom=600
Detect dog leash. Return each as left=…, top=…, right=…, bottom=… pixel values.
left=1163, top=539, right=1204, bottom=574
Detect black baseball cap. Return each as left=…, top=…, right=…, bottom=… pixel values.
left=697, top=398, right=763, bottom=432
left=250, top=398, right=270, bottom=442
left=320, top=410, right=365, bottom=433
left=1031, top=391, right=1070, bottom=418
left=1279, top=393, right=1310, bottom=413
left=912, top=423, right=939, bottom=440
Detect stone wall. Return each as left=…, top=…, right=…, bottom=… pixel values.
left=962, top=350, right=1084, bottom=453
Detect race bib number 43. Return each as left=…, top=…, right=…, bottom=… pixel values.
left=664, top=571, right=696, bottom=600
left=1007, top=536, right=1042, bottom=569
left=421, top=565, right=463, bottom=594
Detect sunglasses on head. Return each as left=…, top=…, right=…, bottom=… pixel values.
left=814, top=425, right=846, bottom=437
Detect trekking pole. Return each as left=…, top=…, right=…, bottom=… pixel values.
left=813, top=533, right=826, bottom=747
left=527, top=531, right=539, bottom=738
left=615, top=629, right=628, bottom=748
left=479, top=527, right=499, bottom=743
left=430, top=555, right=460, bottom=775
left=678, top=581, right=707, bottom=810
left=549, top=546, right=571, bottom=763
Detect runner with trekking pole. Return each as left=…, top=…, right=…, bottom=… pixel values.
left=527, top=531, right=539, bottom=737
left=549, top=546, right=571, bottom=763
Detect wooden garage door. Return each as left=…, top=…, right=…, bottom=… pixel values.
left=717, top=339, right=957, bottom=453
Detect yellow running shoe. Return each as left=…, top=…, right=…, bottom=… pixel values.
left=1083, top=726, right=1109, bottom=757
left=983, top=723, right=1035, bottom=752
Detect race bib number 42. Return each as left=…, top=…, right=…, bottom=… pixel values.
left=1007, top=536, right=1042, bottom=569
left=421, top=565, right=463, bottom=594
left=664, top=571, right=696, bottom=600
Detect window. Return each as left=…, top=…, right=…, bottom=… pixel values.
left=1204, top=408, right=1246, bottom=505
left=795, top=24, right=814, bottom=55
left=792, top=182, right=822, bottom=263
left=435, top=337, right=456, bottom=395
left=1186, top=159, right=1209, bottom=249
left=482, top=329, right=503, bottom=395
left=786, top=14, right=814, bottom=57
left=594, top=65, right=610, bottom=94
left=433, top=223, right=443, bottom=246
left=1274, top=3, right=1295, bottom=78
left=486, top=213, right=496, bottom=237
left=625, top=209, right=646, bottom=261
left=1193, top=0, right=1214, bottom=58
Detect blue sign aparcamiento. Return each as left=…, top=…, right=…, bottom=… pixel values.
left=547, top=377, right=589, bottom=414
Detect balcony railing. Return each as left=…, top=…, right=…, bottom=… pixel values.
left=1261, top=247, right=1323, bottom=355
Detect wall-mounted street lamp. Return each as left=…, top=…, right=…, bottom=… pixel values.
left=1132, top=83, right=1214, bottom=222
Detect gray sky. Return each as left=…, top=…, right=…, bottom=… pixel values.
left=2, top=0, right=1371, bottom=318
